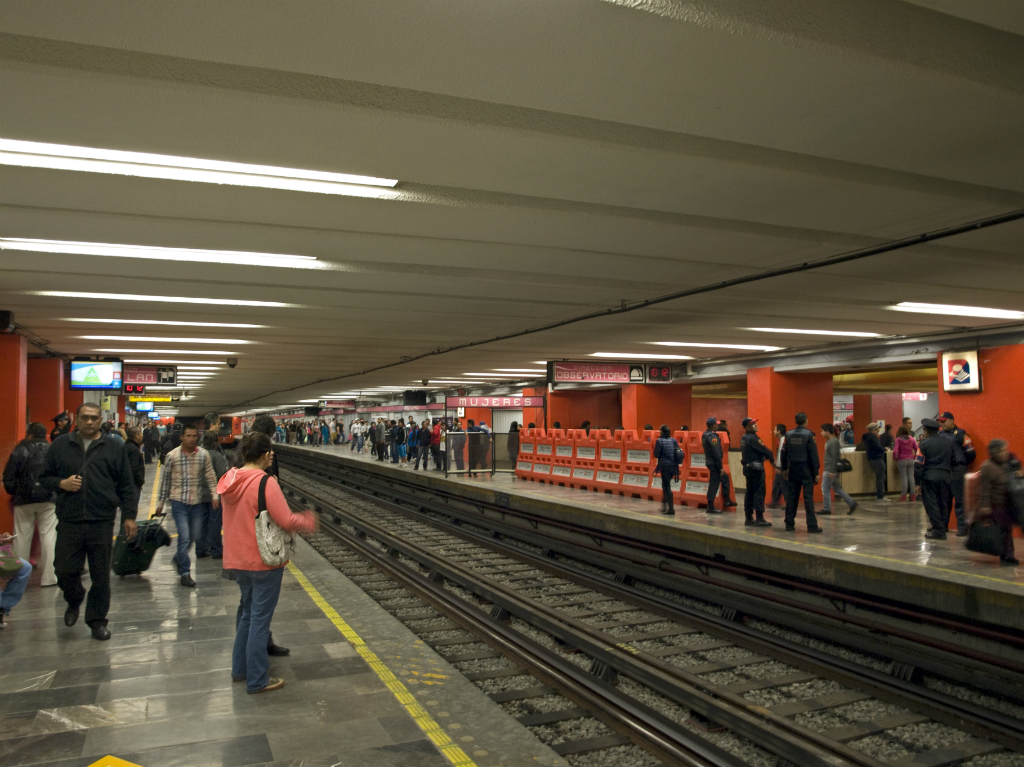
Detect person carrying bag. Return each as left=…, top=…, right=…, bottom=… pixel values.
left=218, top=432, right=317, bottom=693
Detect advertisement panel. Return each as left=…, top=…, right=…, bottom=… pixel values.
left=941, top=351, right=981, bottom=392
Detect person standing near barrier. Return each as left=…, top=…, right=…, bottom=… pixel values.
left=820, top=424, right=856, bottom=515
left=939, top=412, right=975, bottom=537
left=975, top=439, right=1020, bottom=565
left=702, top=417, right=726, bottom=514
left=653, top=425, right=684, bottom=515
left=781, top=412, right=822, bottom=533
left=740, top=418, right=773, bottom=526
left=917, top=418, right=953, bottom=539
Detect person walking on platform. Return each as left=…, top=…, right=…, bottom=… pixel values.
left=781, top=412, right=822, bottom=533
left=820, top=424, right=856, bottom=515
left=862, top=422, right=888, bottom=502
left=702, top=418, right=727, bottom=514
left=769, top=423, right=788, bottom=508
left=894, top=426, right=918, bottom=502
left=3, top=423, right=58, bottom=587
left=40, top=402, right=138, bottom=640
left=124, top=426, right=146, bottom=509
left=219, top=432, right=317, bottom=693
left=939, top=412, right=975, bottom=537
left=154, top=425, right=219, bottom=588
left=653, top=425, right=684, bottom=515
left=740, top=418, right=773, bottom=526
left=917, top=418, right=953, bottom=539
left=974, top=439, right=1021, bottom=565
left=143, top=423, right=160, bottom=464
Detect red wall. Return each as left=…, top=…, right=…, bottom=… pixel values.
left=870, top=393, right=903, bottom=430
left=621, top=384, right=692, bottom=431
left=937, top=344, right=1024, bottom=465
left=852, top=394, right=872, bottom=436
left=547, top=389, right=621, bottom=430
left=690, top=398, right=748, bottom=436
left=522, top=387, right=545, bottom=430
left=27, top=358, right=64, bottom=426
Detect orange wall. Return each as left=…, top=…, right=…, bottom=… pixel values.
left=27, top=357, right=64, bottom=426
left=522, top=386, right=545, bottom=430
left=547, top=389, right=621, bottom=430
left=937, top=344, right=1024, bottom=464
left=0, top=334, right=28, bottom=531
left=691, top=398, right=747, bottom=437
left=620, top=384, right=692, bottom=431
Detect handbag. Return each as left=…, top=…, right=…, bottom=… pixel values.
left=964, top=520, right=1005, bottom=557
left=836, top=458, right=853, bottom=473
left=0, top=543, right=23, bottom=575
left=253, top=475, right=295, bottom=567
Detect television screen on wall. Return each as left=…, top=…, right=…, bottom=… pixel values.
left=134, top=401, right=154, bottom=412
left=69, top=359, right=123, bottom=390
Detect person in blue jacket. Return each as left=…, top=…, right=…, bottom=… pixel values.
left=653, top=425, right=685, bottom=516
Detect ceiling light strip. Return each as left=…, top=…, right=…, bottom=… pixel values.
left=887, top=302, right=1024, bottom=320
left=33, top=290, right=296, bottom=308
left=62, top=318, right=268, bottom=328
left=745, top=327, right=882, bottom=338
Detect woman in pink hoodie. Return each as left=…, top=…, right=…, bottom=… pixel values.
left=218, top=432, right=317, bottom=693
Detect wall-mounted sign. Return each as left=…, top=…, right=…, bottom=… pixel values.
left=123, top=383, right=146, bottom=395
left=445, top=396, right=544, bottom=408
left=318, top=399, right=355, bottom=408
left=941, top=351, right=981, bottom=392
left=130, top=395, right=171, bottom=402
left=550, top=361, right=645, bottom=384
left=645, top=364, right=673, bottom=384
left=901, top=392, right=930, bottom=401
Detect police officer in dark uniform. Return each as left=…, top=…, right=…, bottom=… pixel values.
left=701, top=417, right=725, bottom=514
left=781, top=412, right=822, bottom=532
left=740, top=417, right=773, bottom=527
left=938, top=412, right=974, bottom=537
left=918, top=418, right=953, bottom=539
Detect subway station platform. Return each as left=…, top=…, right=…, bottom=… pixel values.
left=0, top=463, right=565, bottom=767
left=290, top=444, right=1024, bottom=633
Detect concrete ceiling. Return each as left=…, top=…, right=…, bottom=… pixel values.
left=1, top=1, right=1022, bottom=412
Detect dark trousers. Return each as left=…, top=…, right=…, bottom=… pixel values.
left=869, top=458, right=886, bottom=499
left=784, top=466, right=819, bottom=529
left=197, top=503, right=223, bottom=557
left=707, top=469, right=723, bottom=509
left=660, top=472, right=675, bottom=511
left=770, top=470, right=787, bottom=506
left=921, top=478, right=952, bottom=532
left=720, top=471, right=733, bottom=504
left=743, top=468, right=766, bottom=521
left=431, top=444, right=442, bottom=470
left=55, top=520, right=114, bottom=627
left=143, top=443, right=158, bottom=463
left=950, top=468, right=967, bottom=528
left=991, top=507, right=1016, bottom=559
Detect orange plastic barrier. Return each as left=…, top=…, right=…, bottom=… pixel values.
left=570, top=432, right=599, bottom=490
left=515, top=431, right=538, bottom=480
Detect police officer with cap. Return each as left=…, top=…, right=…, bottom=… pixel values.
left=702, top=417, right=725, bottom=514
left=937, top=411, right=974, bottom=537
left=781, top=412, right=822, bottom=532
left=740, top=417, right=773, bottom=527
left=918, top=417, right=953, bottom=539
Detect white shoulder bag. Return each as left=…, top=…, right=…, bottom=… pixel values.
left=254, top=475, right=295, bottom=567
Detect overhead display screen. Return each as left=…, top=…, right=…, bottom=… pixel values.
left=134, top=401, right=154, bottom=412
left=69, top=360, right=123, bottom=390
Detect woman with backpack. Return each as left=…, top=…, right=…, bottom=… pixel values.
left=653, top=425, right=685, bottom=516
left=1, top=422, right=57, bottom=587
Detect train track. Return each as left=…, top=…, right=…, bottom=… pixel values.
left=280, top=449, right=1024, bottom=767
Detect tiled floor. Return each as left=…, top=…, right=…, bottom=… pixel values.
left=301, top=443, right=1024, bottom=595
left=0, top=463, right=566, bottom=767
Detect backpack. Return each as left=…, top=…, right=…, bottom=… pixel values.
left=7, top=441, right=52, bottom=503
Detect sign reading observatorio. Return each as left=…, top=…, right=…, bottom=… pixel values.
left=550, top=361, right=645, bottom=384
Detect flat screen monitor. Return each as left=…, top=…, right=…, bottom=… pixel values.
left=69, top=359, right=123, bottom=390
left=134, top=401, right=154, bottom=412
left=148, top=411, right=161, bottom=419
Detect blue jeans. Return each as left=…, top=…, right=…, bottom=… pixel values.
left=822, top=472, right=855, bottom=511
left=1, top=559, right=32, bottom=612
left=232, top=567, right=285, bottom=692
left=197, top=503, right=222, bottom=557
left=171, top=501, right=206, bottom=575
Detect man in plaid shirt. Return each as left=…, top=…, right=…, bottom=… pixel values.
left=155, top=425, right=219, bottom=587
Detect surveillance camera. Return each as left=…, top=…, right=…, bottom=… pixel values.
left=421, top=379, right=428, bottom=387
left=227, top=358, right=238, bottom=368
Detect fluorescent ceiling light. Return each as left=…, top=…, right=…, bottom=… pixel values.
left=532, top=361, right=548, bottom=365
left=589, top=352, right=693, bottom=360
left=0, top=138, right=399, bottom=197
left=648, top=341, right=783, bottom=352
left=32, top=290, right=297, bottom=308
left=745, top=327, right=882, bottom=338
left=429, top=379, right=487, bottom=384
left=93, top=348, right=239, bottom=354
left=2, top=238, right=326, bottom=270
left=887, top=302, right=1024, bottom=320
left=464, top=372, right=536, bottom=378
left=62, top=317, right=267, bottom=328
left=492, top=369, right=547, bottom=373
left=176, top=366, right=221, bottom=370
left=79, top=335, right=253, bottom=344
left=122, top=359, right=225, bottom=364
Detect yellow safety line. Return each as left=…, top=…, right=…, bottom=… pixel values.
left=147, top=462, right=162, bottom=521
left=286, top=561, right=477, bottom=767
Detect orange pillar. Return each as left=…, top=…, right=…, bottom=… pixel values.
left=747, top=367, right=833, bottom=501
left=0, top=334, right=29, bottom=531
left=27, top=357, right=64, bottom=426
left=852, top=394, right=872, bottom=437
left=521, top=387, right=546, bottom=430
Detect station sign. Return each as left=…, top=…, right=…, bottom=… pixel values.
left=445, top=396, right=545, bottom=408
left=130, top=395, right=171, bottom=402
left=318, top=399, right=355, bottom=408
left=549, top=361, right=645, bottom=384
left=124, top=365, right=177, bottom=385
